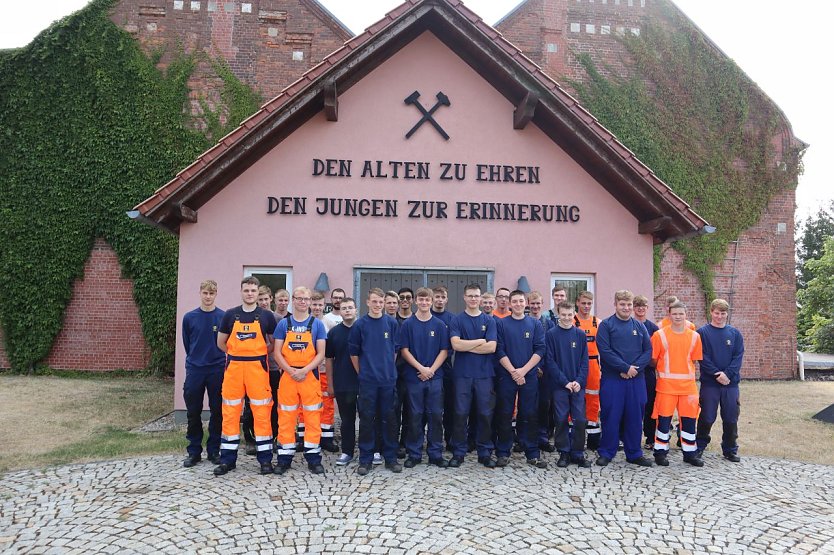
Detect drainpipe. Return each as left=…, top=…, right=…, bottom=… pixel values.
left=797, top=351, right=805, bottom=381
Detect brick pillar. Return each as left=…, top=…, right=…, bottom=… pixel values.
left=43, top=239, right=151, bottom=371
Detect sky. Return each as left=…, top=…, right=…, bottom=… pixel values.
left=1, top=0, right=830, bottom=221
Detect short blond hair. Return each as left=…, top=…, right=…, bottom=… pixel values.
left=577, top=290, right=594, bottom=301
left=311, top=291, right=325, bottom=302
left=614, top=290, right=634, bottom=302
left=633, top=295, right=649, bottom=307
left=200, top=279, right=218, bottom=293
left=527, top=291, right=543, bottom=302
left=711, top=298, right=730, bottom=312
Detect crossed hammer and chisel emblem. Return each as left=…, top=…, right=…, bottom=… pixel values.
left=404, top=90, right=451, bottom=140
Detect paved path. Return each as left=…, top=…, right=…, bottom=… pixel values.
left=2, top=451, right=833, bottom=554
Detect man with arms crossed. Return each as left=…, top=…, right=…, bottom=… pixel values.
left=215, top=277, right=277, bottom=476
left=182, top=279, right=225, bottom=468
left=398, top=287, right=450, bottom=468
left=595, top=290, right=653, bottom=467
left=350, top=288, right=402, bottom=475
left=494, top=290, right=547, bottom=468
left=449, top=284, right=499, bottom=468
left=325, top=297, right=360, bottom=465
left=273, top=286, right=327, bottom=474
left=545, top=301, right=591, bottom=468
left=651, top=301, right=704, bottom=467
left=697, top=299, right=744, bottom=462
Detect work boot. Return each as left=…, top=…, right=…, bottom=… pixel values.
left=724, top=453, right=741, bottom=463
left=259, top=462, right=275, bottom=475
left=571, top=456, right=592, bottom=468
left=356, top=463, right=372, bottom=476
left=309, top=463, right=325, bottom=475
left=207, top=453, right=221, bottom=465
left=495, top=456, right=510, bottom=468
left=273, top=464, right=290, bottom=475
left=448, top=456, right=464, bottom=468
left=654, top=454, right=669, bottom=467
left=556, top=453, right=570, bottom=468
left=385, top=461, right=403, bottom=473
left=320, top=439, right=340, bottom=453
left=626, top=456, right=653, bottom=467
left=245, top=442, right=257, bottom=456
left=527, top=458, right=547, bottom=469
left=428, top=458, right=449, bottom=468
left=213, top=463, right=235, bottom=476
left=478, top=456, right=497, bottom=469
left=182, top=455, right=201, bottom=468
left=404, top=457, right=421, bottom=469
left=595, top=456, right=611, bottom=467
left=539, top=443, right=556, bottom=453
left=684, top=454, right=705, bottom=467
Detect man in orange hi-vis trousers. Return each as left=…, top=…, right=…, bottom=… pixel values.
left=214, top=276, right=278, bottom=476
left=651, top=300, right=704, bottom=467
left=273, top=286, right=327, bottom=475
left=574, top=291, right=602, bottom=451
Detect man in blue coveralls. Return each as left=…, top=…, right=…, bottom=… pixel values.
left=595, top=289, right=654, bottom=467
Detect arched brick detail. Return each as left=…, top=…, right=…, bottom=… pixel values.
left=43, top=239, right=150, bottom=371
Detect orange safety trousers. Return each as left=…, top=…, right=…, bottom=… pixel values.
left=584, top=357, right=601, bottom=425
left=296, top=365, right=335, bottom=441
left=221, top=359, right=273, bottom=442
left=277, top=371, right=323, bottom=451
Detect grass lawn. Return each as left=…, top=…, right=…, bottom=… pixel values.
left=0, top=375, right=833, bottom=473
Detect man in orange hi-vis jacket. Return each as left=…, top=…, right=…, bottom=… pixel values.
left=273, top=286, right=327, bottom=475
left=574, top=290, right=602, bottom=451
left=651, top=300, right=704, bottom=467
left=214, top=276, right=277, bottom=476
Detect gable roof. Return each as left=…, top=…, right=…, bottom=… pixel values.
left=132, top=0, right=710, bottom=243
left=302, top=0, right=353, bottom=41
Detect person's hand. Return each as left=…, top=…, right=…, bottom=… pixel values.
left=715, top=371, right=730, bottom=386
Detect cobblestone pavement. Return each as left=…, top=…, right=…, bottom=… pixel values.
left=2, top=450, right=833, bottom=554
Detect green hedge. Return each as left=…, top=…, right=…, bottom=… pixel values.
left=0, top=0, right=260, bottom=372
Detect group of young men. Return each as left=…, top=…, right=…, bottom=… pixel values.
left=181, top=278, right=744, bottom=476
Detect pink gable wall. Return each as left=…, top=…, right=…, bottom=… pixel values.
left=173, top=32, right=653, bottom=408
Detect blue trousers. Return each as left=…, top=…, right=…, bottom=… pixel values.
left=358, top=382, right=397, bottom=465
left=495, top=375, right=539, bottom=459
left=452, top=377, right=495, bottom=458
left=697, top=385, right=740, bottom=455
left=183, top=367, right=224, bottom=458
left=335, top=390, right=358, bottom=457
left=404, top=378, right=444, bottom=460
left=553, top=387, right=587, bottom=458
left=598, top=373, right=646, bottom=460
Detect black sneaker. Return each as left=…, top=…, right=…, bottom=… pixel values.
left=478, top=456, right=497, bottom=469
left=428, top=458, right=449, bottom=468
left=259, top=462, right=275, bottom=475
left=385, top=461, right=403, bottom=473
left=404, top=457, right=420, bottom=469
left=540, top=443, right=557, bottom=453
left=273, top=464, right=290, bottom=475
left=495, top=456, right=510, bottom=468
left=654, top=454, right=670, bottom=466
left=182, top=455, right=201, bottom=468
left=448, top=456, right=464, bottom=468
left=357, top=463, right=372, bottom=476
left=527, top=458, right=547, bottom=469
left=595, top=456, right=611, bottom=467
left=684, top=454, right=705, bottom=467
left=571, top=457, right=592, bottom=468
left=309, top=463, right=325, bottom=475
left=213, top=463, right=235, bottom=476
left=724, top=453, right=741, bottom=463
left=207, top=453, right=221, bottom=465
left=556, top=453, right=570, bottom=468
left=626, top=456, right=653, bottom=467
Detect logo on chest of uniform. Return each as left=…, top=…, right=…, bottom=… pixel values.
left=384, top=332, right=389, bottom=339
left=632, top=330, right=638, bottom=336
left=236, top=332, right=257, bottom=341
left=481, top=325, right=486, bottom=332
left=726, top=339, right=732, bottom=346
left=243, top=324, right=250, bottom=332
left=430, top=330, right=436, bottom=337
left=571, top=341, right=577, bottom=349
left=295, top=334, right=303, bottom=341
left=524, top=331, right=530, bottom=339
left=212, top=325, right=217, bottom=332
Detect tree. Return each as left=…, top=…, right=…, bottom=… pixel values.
left=796, top=201, right=834, bottom=290
left=797, top=236, right=834, bottom=353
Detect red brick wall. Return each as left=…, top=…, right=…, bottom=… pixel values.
left=500, top=0, right=798, bottom=379
left=42, top=239, right=151, bottom=371
left=109, top=0, right=352, bottom=107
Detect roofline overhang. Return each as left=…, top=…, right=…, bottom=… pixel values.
left=132, top=0, right=709, bottom=244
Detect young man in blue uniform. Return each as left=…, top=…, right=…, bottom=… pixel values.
left=449, top=284, right=498, bottom=468
left=494, top=290, right=547, bottom=468
left=595, top=290, right=654, bottom=467
left=697, top=298, right=745, bottom=462
left=398, top=287, right=450, bottom=468
left=545, top=301, right=591, bottom=468
left=350, top=288, right=402, bottom=475
left=181, top=279, right=226, bottom=468
left=633, top=295, right=660, bottom=449
left=431, top=285, right=456, bottom=450
left=325, top=297, right=360, bottom=466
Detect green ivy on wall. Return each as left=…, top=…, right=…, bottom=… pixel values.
left=571, top=4, right=802, bottom=299
left=0, top=0, right=261, bottom=372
